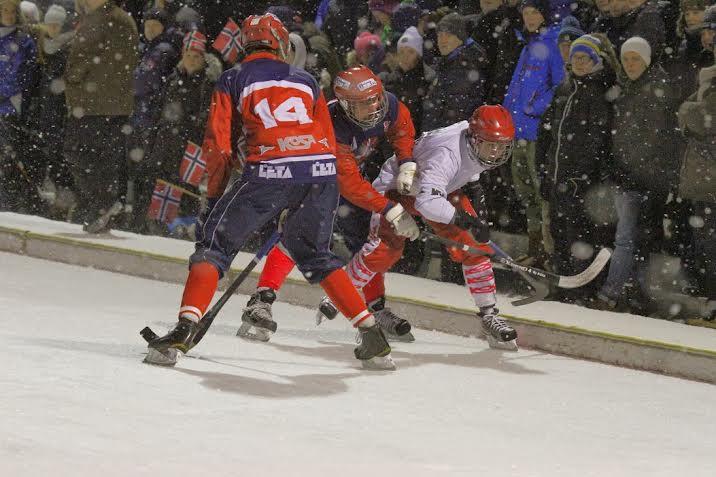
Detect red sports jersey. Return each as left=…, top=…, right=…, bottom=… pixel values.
left=202, top=52, right=337, bottom=197
left=330, top=94, right=416, bottom=214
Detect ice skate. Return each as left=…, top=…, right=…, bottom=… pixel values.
left=315, top=296, right=339, bottom=325
left=145, top=318, right=197, bottom=366
left=369, top=297, right=415, bottom=342
left=354, top=324, right=396, bottom=370
left=477, top=307, right=518, bottom=351
left=237, top=289, right=277, bottom=342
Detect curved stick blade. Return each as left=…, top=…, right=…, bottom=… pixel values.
left=558, top=248, right=613, bottom=289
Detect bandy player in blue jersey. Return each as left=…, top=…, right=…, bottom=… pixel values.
left=238, top=67, right=421, bottom=343
left=146, top=14, right=397, bottom=370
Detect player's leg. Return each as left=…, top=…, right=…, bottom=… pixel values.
left=283, top=182, right=394, bottom=369
left=340, top=209, right=417, bottom=340
left=431, top=193, right=518, bottom=350
left=149, top=181, right=289, bottom=354
left=238, top=243, right=296, bottom=341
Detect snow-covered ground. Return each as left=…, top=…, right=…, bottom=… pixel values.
left=2, top=252, right=714, bottom=477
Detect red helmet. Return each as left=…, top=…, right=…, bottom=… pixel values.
left=241, top=14, right=290, bottom=60
left=467, top=105, right=515, bottom=168
left=333, top=66, right=388, bottom=129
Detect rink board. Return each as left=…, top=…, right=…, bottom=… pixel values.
left=1, top=212, right=715, bottom=384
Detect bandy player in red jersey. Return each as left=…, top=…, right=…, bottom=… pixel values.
left=237, top=66, right=421, bottom=343
left=355, top=105, right=520, bottom=350
left=146, top=14, right=396, bottom=370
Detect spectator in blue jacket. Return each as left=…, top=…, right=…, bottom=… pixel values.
left=0, top=0, right=39, bottom=211
left=503, top=0, right=564, bottom=266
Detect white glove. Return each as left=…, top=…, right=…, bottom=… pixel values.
left=384, top=203, right=420, bottom=241
left=396, top=161, right=417, bottom=195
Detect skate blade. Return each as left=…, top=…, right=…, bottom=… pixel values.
left=386, top=331, right=415, bottom=343
left=485, top=335, right=519, bottom=352
left=315, top=309, right=327, bottom=326
left=236, top=323, right=273, bottom=342
left=144, top=347, right=179, bottom=366
left=361, top=354, right=397, bottom=371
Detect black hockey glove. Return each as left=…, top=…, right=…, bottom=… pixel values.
left=451, top=208, right=490, bottom=243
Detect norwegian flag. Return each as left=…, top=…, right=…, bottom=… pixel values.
left=179, top=141, right=206, bottom=186
left=183, top=30, right=207, bottom=53
left=212, top=18, right=242, bottom=64
left=147, top=181, right=182, bottom=224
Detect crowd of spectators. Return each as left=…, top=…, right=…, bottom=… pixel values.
left=0, top=0, right=714, bottom=321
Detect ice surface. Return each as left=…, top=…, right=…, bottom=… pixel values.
left=1, top=252, right=715, bottom=477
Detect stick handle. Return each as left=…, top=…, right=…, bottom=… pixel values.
left=189, top=230, right=282, bottom=348
left=157, top=178, right=202, bottom=200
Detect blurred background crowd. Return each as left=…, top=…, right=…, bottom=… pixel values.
left=0, top=0, right=714, bottom=322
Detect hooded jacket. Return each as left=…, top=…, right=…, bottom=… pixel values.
left=503, top=23, right=565, bottom=141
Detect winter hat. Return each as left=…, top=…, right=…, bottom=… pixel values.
left=620, top=36, right=652, bottom=67
left=397, top=26, right=423, bottom=57
left=368, top=0, right=401, bottom=15
left=569, top=34, right=604, bottom=66
left=437, top=12, right=468, bottom=42
left=266, top=5, right=302, bottom=32
left=702, top=5, right=716, bottom=30
left=354, top=31, right=382, bottom=58
left=182, top=29, right=206, bottom=53
left=175, top=6, right=203, bottom=32
left=392, top=1, right=421, bottom=34
left=559, top=16, right=584, bottom=43
left=20, top=1, right=39, bottom=23
left=681, top=0, right=707, bottom=10
left=44, top=4, right=67, bottom=25
left=144, top=7, right=169, bottom=27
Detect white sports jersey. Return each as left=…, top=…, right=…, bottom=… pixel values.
left=373, top=121, right=486, bottom=224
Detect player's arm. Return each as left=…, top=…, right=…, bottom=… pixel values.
left=387, top=101, right=418, bottom=194
left=202, top=84, right=237, bottom=199
left=336, top=144, right=392, bottom=214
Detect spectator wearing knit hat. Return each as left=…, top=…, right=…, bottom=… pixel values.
left=593, top=36, right=681, bottom=312
left=558, top=16, right=584, bottom=63
left=139, top=29, right=222, bottom=235
left=19, top=1, right=38, bottom=23
left=383, top=26, right=433, bottom=133
left=422, top=12, right=489, bottom=130
left=351, top=30, right=386, bottom=74
left=665, top=0, right=713, bottom=101
left=536, top=33, right=619, bottom=289
left=502, top=0, right=564, bottom=266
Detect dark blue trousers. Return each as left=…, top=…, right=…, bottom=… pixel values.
left=192, top=179, right=344, bottom=284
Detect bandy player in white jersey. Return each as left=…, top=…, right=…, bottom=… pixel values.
left=344, top=104, right=519, bottom=350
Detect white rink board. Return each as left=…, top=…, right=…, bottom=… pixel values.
left=1, top=253, right=714, bottom=477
